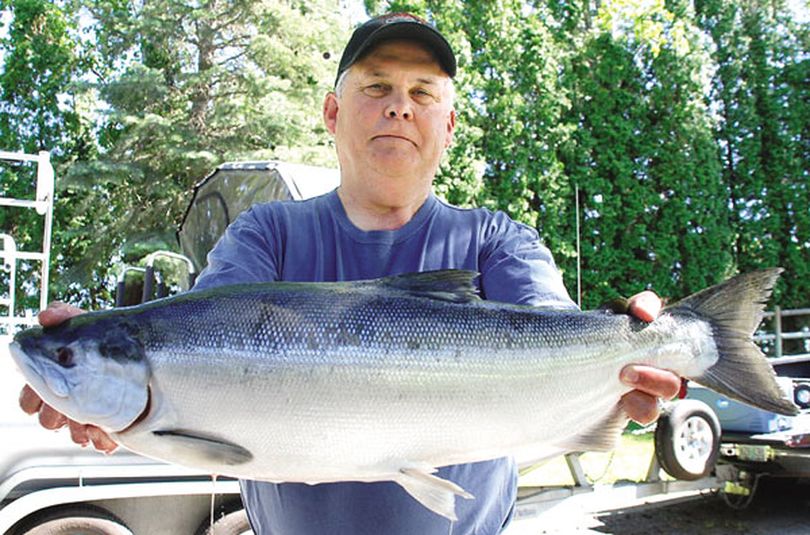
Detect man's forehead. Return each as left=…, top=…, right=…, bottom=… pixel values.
left=357, top=40, right=444, bottom=71
left=358, top=67, right=442, bottom=84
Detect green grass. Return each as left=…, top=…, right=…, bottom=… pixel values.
left=518, top=431, right=662, bottom=487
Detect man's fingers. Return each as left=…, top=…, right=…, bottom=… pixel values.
left=68, top=421, right=117, bottom=453
left=620, top=365, right=682, bottom=424
left=38, top=301, right=84, bottom=327
left=627, top=291, right=662, bottom=323
left=38, top=403, right=67, bottom=430
left=88, top=426, right=118, bottom=453
left=620, top=365, right=681, bottom=400
left=620, top=390, right=660, bottom=425
left=68, top=420, right=91, bottom=447
left=22, top=385, right=71, bottom=434
left=19, top=384, right=43, bottom=414
left=19, top=368, right=115, bottom=453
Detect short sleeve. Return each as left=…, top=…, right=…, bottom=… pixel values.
left=478, top=212, right=577, bottom=309
left=193, top=205, right=281, bottom=291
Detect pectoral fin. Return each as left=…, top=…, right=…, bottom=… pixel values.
left=153, top=429, right=253, bottom=466
left=394, top=462, right=474, bottom=521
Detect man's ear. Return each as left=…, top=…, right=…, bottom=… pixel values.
left=444, top=108, right=456, bottom=148
left=323, top=92, right=339, bottom=135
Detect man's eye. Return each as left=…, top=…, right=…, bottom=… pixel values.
left=55, top=347, right=75, bottom=368
left=412, top=89, right=434, bottom=100
left=365, top=84, right=386, bottom=94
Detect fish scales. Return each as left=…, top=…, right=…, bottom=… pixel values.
left=9, top=269, right=798, bottom=520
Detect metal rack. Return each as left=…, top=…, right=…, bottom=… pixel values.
left=0, top=150, right=54, bottom=333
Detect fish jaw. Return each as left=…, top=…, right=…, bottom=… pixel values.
left=10, top=325, right=152, bottom=432
left=10, top=340, right=71, bottom=399
left=9, top=342, right=70, bottom=405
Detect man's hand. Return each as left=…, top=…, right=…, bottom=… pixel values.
left=18, top=302, right=118, bottom=453
left=619, top=291, right=681, bottom=425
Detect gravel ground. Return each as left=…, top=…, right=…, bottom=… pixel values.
left=516, top=478, right=810, bottom=535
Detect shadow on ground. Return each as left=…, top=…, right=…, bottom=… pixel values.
left=593, top=478, right=810, bottom=535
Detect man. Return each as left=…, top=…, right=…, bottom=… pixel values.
left=21, top=12, right=680, bottom=534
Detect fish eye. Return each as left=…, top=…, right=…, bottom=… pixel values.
left=55, top=347, right=74, bottom=368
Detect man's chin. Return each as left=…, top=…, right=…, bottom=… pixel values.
left=369, top=143, right=424, bottom=166
left=370, top=160, right=424, bottom=181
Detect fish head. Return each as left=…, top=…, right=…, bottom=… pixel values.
left=9, top=318, right=151, bottom=432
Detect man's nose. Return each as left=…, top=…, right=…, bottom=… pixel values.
left=384, top=93, right=413, bottom=120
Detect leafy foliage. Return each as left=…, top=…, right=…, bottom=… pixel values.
left=694, top=0, right=810, bottom=308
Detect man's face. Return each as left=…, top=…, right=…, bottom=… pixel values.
left=324, top=40, right=456, bottom=204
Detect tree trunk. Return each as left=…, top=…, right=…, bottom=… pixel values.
left=190, top=0, right=216, bottom=136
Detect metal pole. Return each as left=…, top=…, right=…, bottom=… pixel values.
left=38, top=151, right=54, bottom=311
left=774, top=306, right=783, bottom=359
left=574, top=184, right=582, bottom=309
left=142, top=266, right=155, bottom=303
left=1, top=234, right=17, bottom=321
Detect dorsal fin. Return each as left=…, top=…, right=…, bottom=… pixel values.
left=382, top=270, right=480, bottom=303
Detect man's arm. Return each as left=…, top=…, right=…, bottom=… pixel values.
left=195, top=205, right=280, bottom=289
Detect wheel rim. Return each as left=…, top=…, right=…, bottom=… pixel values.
left=673, top=415, right=714, bottom=475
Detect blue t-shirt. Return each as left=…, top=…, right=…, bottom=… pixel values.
left=194, top=189, right=575, bottom=535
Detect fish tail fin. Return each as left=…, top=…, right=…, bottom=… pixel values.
left=665, top=268, right=798, bottom=416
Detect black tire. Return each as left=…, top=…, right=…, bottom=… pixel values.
left=655, top=399, right=721, bottom=480
left=11, top=504, right=133, bottom=535
left=194, top=499, right=253, bottom=535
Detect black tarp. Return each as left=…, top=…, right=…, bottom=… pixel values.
left=177, top=161, right=339, bottom=272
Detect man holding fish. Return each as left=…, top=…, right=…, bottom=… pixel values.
left=20, top=12, right=681, bottom=534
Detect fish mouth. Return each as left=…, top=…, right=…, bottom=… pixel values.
left=9, top=340, right=69, bottom=399
left=9, top=341, right=39, bottom=379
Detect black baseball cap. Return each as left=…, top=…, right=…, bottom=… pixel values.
left=335, top=12, right=457, bottom=87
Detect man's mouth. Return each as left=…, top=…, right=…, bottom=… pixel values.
left=373, top=134, right=416, bottom=146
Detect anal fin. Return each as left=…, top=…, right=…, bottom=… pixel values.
left=395, top=462, right=474, bottom=521
left=555, top=406, right=628, bottom=453
left=153, top=429, right=253, bottom=466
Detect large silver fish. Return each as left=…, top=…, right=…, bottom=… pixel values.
left=9, top=269, right=798, bottom=520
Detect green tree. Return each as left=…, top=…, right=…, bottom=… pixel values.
left=557, top=2, right=733, bottom=306
left=0, top=0, right=80, bottom=153
left=0, top=0, right=101, bottom=309
left=695, top=0, right=810, bottom=308
left=59, top=0, right=350, bottom=305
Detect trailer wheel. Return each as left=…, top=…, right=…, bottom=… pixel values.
left=655, top=399, right=721, bottom=480
left=194, top=500, right=252, bottom=535
left=11, top=504, right=133, bottom=535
